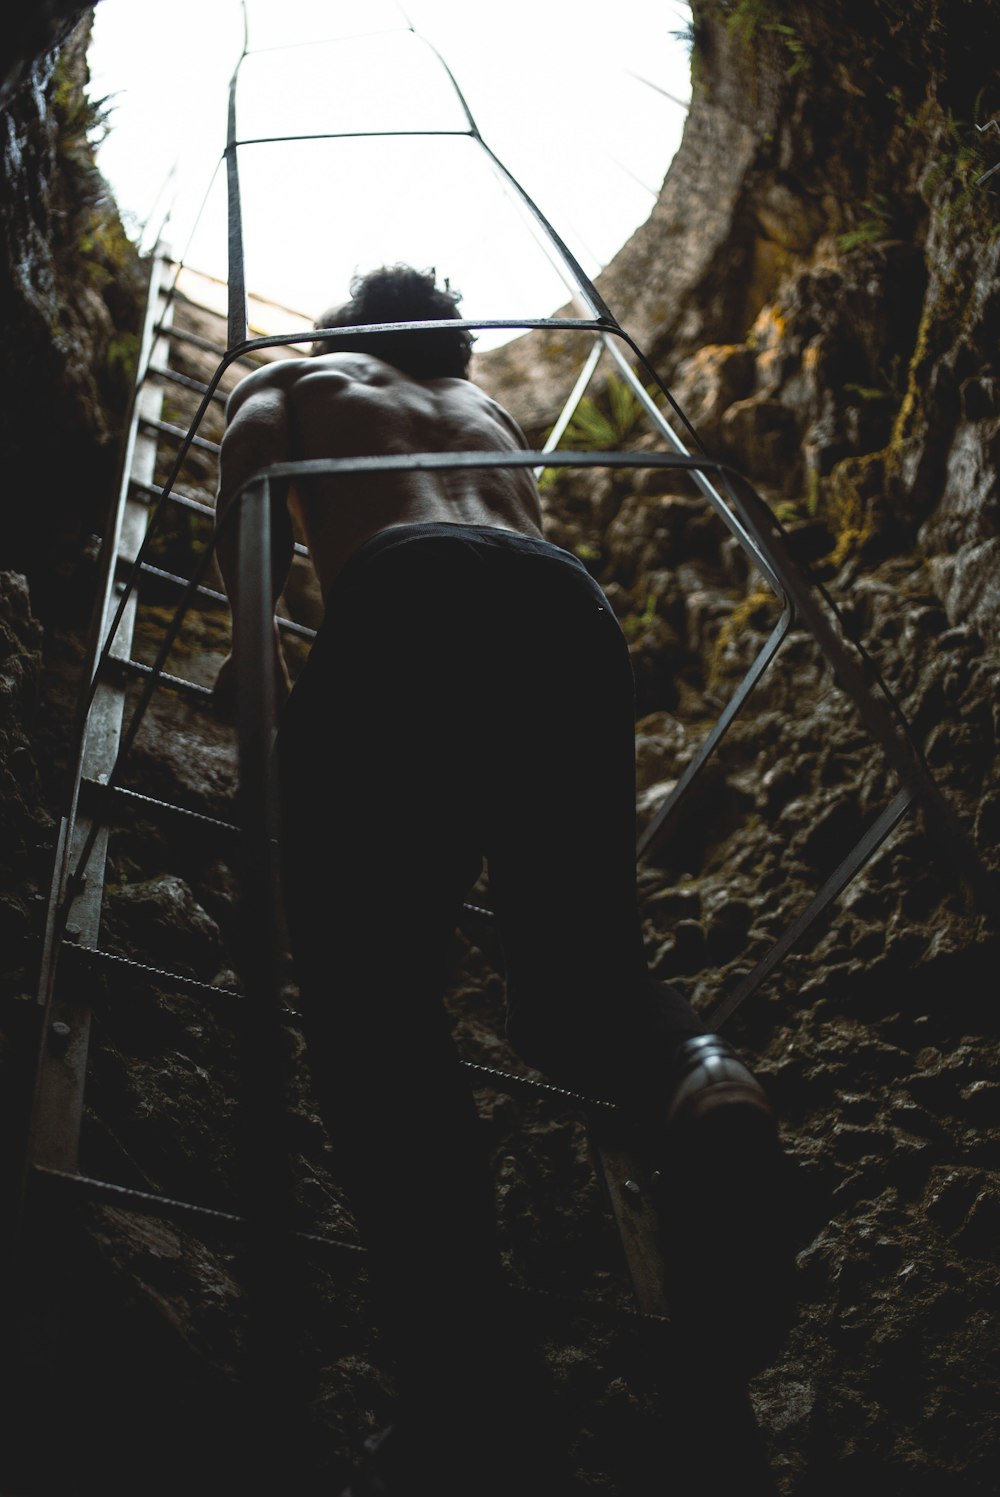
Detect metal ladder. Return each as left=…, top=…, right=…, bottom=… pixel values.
left=9, top=7, right=995, bottom=1477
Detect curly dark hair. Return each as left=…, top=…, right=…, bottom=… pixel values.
left=311, top=264, right=474, bottom=378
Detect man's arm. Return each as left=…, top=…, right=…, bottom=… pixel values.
left=213, top=373, right=295, bottom=707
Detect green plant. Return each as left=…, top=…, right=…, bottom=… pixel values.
left=836, top=194, right=893, bottom=252
left=805, top=466, right=821, bottom=518
left=708, top=590, right=778, bottom=681
left=843, top=382, right=888, bottom=401
left=105, top=332, right=139, bottom=386
left=923, top=108, right=1000, bottom=234
left=669, top=12, right=696, bottom=54
left=560, top=374, right=658, bottom=451
left=766, top=21, right=810, bottom=78
left=621, top=594, right=658, bottom=640
left=723, top=0, right=771, bottom=44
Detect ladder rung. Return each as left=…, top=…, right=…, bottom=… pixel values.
left=139, top=414, right=221, bottom=455
left=124, top=559, right=319, bottom=641
left=31, top=1164, right=365, bottom=1258
left=64, top=940, right=245, bottom=1000
left=79, top=777, right=238, bottom=836
left=172, top=282, right=314, bottom=335
left=130, top=477, right=214, bottom=518
left=128, top=479, right=310, bottom=559
left=132, top=559, right=228, bottom=607
left=148, top=363, right=227, bottom=404
left=106, top=655, right=216, bottom=701
left=155, top=320, right=266, bottom=364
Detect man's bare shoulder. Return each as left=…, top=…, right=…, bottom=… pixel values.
left=225, top=351, right=397, bottom=421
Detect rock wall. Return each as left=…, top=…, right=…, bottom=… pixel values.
left=478, top=3, right=1000, bottom=1489
left=0, top=3, right=142, bottom=1279
left=479, top=0, right=1000, bottom=638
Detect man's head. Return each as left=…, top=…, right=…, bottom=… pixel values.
left=311, top=264, right=474, bottom=379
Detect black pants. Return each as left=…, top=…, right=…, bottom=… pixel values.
left=277, top=523, right=702, bottom=1415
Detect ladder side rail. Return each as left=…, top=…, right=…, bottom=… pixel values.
left=86, top=348, right=245, bottom=720
left=635, top=605, right=793, bottom=863
left=226, top=8, right=250, bottom=349
left=60, top=252, right=172, bottom=886
left=232, top=467, right=291, bottom=1233
left=68, top=527, right=226, bottom=891
left=410, top=26, right=613, bottom=323
left=26, top=259, right=175, bottom=1180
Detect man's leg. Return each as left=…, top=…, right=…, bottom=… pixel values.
left=276, top=540, right=570, bottom=1490
left=477, top=544, right=794, bottom=1371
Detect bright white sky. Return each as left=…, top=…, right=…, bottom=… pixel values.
left=89, top=0, right=691, bottom=347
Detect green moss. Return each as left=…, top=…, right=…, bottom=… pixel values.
left=805, top=465, right=821, bottom=518
left=721, top=0, right=772, bottom=44
left=560, top=375, right=658, bottom=451
left=767, top=20, right=812, bottom=78
left=621, top=594, right=658, bottom=641
left=821, top=451, right=885, bottom=565
left=708, top=589, right=779, bottom=683
left=836, top=194, right=893, bottom=252
left=922, top=110, right=1000, bottom=237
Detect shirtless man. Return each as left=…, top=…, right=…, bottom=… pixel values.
left=214, top=266, right=791, bottom=1496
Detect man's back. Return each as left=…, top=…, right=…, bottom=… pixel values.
left=222, top=350, right=544, bottom=597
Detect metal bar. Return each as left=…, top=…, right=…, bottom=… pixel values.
left=131, top=559, right=317, bottom=640
left=252, top=449, right=743, bottom=481
left=234, top=128, right=475, bottom=146
left=130, top=478, right=310, bottom=558
left=225, top=11, right=249, bottom=349
left=129, top=478, right=215, bottom=516
left=719, top=471, right=996, bottom=907
left=154, top=321, right=264, bottom=362
left=29, top=1165, right=364, bottom=1258
left=636, top=606, right=793, bottom=862
left=107, top=656, right=215, bottom=702
left=535, top=336, right=605, bottom=478
left=71, top=530, right=225, bottom=888
left=589, top=1118, right=669, bottom=1317
left=63, top=941, right=246, bottom=1003
left=78, top=778, right=239, bottom=838
left=459, top=1060, right=616, bottom=1113
left=600, top=335, right=784, bottom=595
left=27, top=259, right=174, bottom=1178
left=139, top=415, right=221, bottom=455
left=707, top=788, right=913, bottom=1030
left=148, top=364, right=228, bottom=404
left=231, top=469, right=294, bottom=1437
